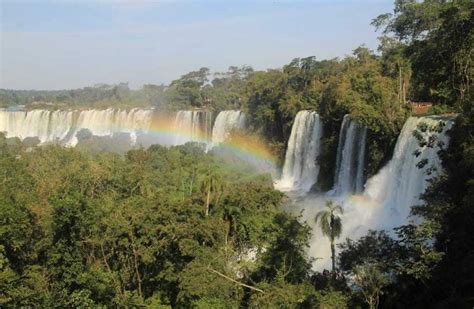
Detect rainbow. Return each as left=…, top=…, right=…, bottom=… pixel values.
left=144, top=118, right=278, bottom=171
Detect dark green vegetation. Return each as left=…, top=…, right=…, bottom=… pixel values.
left=0, top=136, right=351, bottom=308
left=0, top=83, right=166, bottom=110
left=1, top=0, right=473, bottom=308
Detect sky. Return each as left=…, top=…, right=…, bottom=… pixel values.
left=0, top=0, right=394, bottom=90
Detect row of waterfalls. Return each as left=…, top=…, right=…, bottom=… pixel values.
left=276, top=111, right=369, bottom=195
left=278, top=110, right=453, bottom=269
left=0, top=108, right=246, bottom=148
left=277, top=110, right=451, bottom=198
left=0, top=107, right=453, bottom=270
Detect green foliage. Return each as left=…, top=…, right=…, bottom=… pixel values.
left=0, top=139, right=319, bottom=307
left=165, top=67, right=211, bottom=109
left=353, top=263, right=390, bottom=309
left=313, top=290, right=349, bottom=309
left=205, top=65, right=254, bottom=111
left=0, top=83, right=166, bottom=109
left=426, top=104, right=454, bottom=115
left=248, top=281, right=314, bottom=309
left=248, top=282, right=349, bottom=309
left=338, top=230, right=405, bottom=274
left=252, top=212, right=312, bottom=285
left=374, top=0, right=474, bottom=106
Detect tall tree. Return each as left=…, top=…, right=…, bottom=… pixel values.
left=314, top=201, right=343, bottom=274
left=372, top=0, right=474, bottom=106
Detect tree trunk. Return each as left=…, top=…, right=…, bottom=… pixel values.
left=207, top=267, right=265, bottom=293
left=189, top=169, right=195, bottom=197
left=399, top=63, right=403, bottom=108
left=131, top=244, right=142, bottom=298
left=205, top=182, right=211, bottom=216
left=225, top=218, right=231, bottom=246
left=368, top=298, right=375, bottom=309
left=331, top=240, right=336, bottom=274
left=330, top=214, right=336, bottom=275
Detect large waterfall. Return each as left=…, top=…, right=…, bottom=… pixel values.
left=211, top=110, right=246, bottom=145
left=362, top=116, right=453, bottom=229
left=0, top=108, right=153, bottom=146
left=287, top=116, right=453, bottom=270
left=173, top=110, right=212, bottom=145
left=275, top=111, right=323, bottom=192
left=332, top=115, right=367, bottom=195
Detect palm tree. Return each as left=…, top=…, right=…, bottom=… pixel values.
left=200, top=169, right=224, bottom=216
left=314, top=200, right=343, bottom=274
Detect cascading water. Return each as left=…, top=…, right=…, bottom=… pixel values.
left=287, top=116, right=453, bottom=270
left=209, top=110, right=276, bottom=175
left=173, top=110, right=212, bottom=146
left=361, top=116, right=454, bottom=229
left=0, top=108, right=153, bottom=146
left=332, top=115, right=367, bottom=195
left=211, top=110, right=246, bottom=145
left=275, top=111, right=323, bottom=192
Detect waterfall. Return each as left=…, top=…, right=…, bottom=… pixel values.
left=0, top=108, right=153, bottom=146
left=332, top=115, right=367, bottom=195
left=173, top=110, right=212, bottom=146
left=361, top=116, right=453, bottom=229
left=211, top=110, right=246, bottom=145
left=275, top=111, right=323, bottom=192
left=293, top=116, right=453, bottom=270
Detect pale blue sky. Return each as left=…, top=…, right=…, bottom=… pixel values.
left=1, top=0, right=393, bottom=90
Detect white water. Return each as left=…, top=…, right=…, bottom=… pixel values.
left=173, top=110, right=212, bottom=146
left=211, top=110, right=246, bottom=145
left=361, top=116, right=453, bottom=229
left=0, top=109, right=243, bottom=148
left=286, top=116, right=453, bottom=270
left=0, top=109, right=153, bottom=146
left=275, top=111, right=323, bottom=193
left=332, top=115, right=367, bottom=195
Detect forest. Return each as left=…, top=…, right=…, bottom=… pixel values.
left=1, top=1, right=473, bottom=308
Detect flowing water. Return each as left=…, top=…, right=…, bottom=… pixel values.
left=0, top=108, right=153, bottom=146
left=211, top=110, right=246, bottom=145
left=275, top=111, right=323, bottom=193
left=173, top=110, right=212, bottom=145
left=332, top=115, right=367, bottom=196
left=362, top=116, right=453, bottom=229
left=291, top=116, right=453, bottom=270
left=0, top=108, right=249, bottom=149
